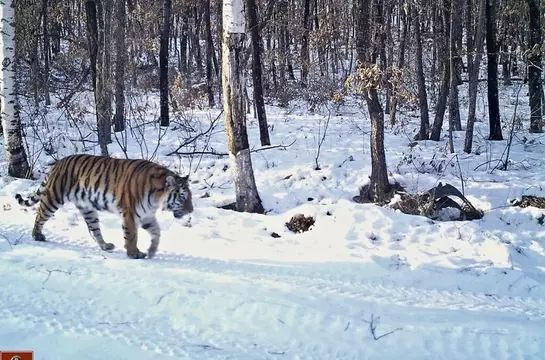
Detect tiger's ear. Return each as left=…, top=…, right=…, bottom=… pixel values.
left=181, top=175, right=189, bottom=183
left=165, top=175, right=177, bottom=188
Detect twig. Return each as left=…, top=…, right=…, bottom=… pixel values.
left=455, top=154, right=465, bottom=195
left=171, top=139, right=297, bottom=157
left=156, top=290, right=175, bottom=305
left=165, top=111, right=223, bottom=156
left=267, top=350, right=286, bottom=355
left=315, top=108, right=331, bottom=170
left=56, top=67, right=91, bottom=108
left=495, top=81, right=524, bottom=171
left=181, top=344, right=221, bottom=351
left=0, top=233, right=13, bottom=250
left=37, top=268, right=74, bottom=289
left=362, top=314, right=402, bottom=341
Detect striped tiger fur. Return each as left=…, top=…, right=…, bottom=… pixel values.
left=15, top=154, right=194, bottom=259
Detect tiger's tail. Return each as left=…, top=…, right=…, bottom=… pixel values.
left=15, top=177, right=49, bottom=207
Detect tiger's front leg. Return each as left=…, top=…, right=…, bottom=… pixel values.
left=122, top=214, right=147, bottom=259
left=141, top=217, right=161, bottom=259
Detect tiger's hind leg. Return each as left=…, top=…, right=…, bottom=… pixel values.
left=141, top=217, right=161, bottom=259
left=122, top=214, right=147, bottom=259
left=77, top=207, right=115, bottom=251
left=31, top=198, right=60, bottom=242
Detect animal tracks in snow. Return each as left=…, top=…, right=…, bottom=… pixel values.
left=1, top=220, right=545, bottom=359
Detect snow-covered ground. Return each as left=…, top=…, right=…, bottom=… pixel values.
left=1, top=83, right=545, bottom=359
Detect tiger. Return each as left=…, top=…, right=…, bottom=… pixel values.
left=14, top=154, right=194, bottom=259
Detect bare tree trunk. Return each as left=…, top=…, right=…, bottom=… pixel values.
left=30, top=23, right=39, bottom=109
left=485, top=0, right=503, bottom=140
left=355, top=0, right=391, bottom=203
left=159, top=0, right=172, bottom=127
left=247, top=0, right=271, bottom=146
left=86, top=0, right=99, bottom=92
left=465, top=0, right=473, bottom=75
left=101, top=0, right=113, bottom=140
left=414, top=4, right=430, bottom=141
left=86, top=0, right=109, bottom=155
left=179, top=7, right=189, bottom=77
left=300, top=0, right=310, bottom=87
left=430, top=0, right=450, bottom=141
left=93, top=0, right=113, bottom=152
left=388, top=2, right=408, bottom=127
left=204, top=0, right=215, bottom=107
left=501, top=44, right=511, bottom=85
left=222, top=0, right=265, bottom=214
left=113, top=0, right=126, bottom=132
left=449, top=0, right=462, bottom=136
left=216, top=0, right=222, bottom=102
left=41, top=0, right=51, bottom=105
left=193, top=6, right=203, bottom=78
left=1, top=0, right=31, bottom=178
left=464, top=0, right=486, bottom=153
left=527, top=0, right=542, bottom=133
left=367, top=0, right=390, bottom=202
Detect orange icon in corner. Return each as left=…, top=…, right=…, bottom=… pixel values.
left=0, top=351, right=33, bottom=360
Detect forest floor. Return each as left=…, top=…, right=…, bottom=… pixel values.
left=1, top=82, right=545, bottom=359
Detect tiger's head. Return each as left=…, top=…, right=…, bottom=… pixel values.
left=164, top=174, right=194, bottom=219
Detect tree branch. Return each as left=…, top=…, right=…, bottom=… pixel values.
left=362, top=314, right=402, bottom=341
left=169, top=139, right=296, bottom=157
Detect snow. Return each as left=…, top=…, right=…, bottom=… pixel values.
left=1, top=83, right=545, bottom=359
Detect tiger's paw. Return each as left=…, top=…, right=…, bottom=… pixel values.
left=33, top=233, right=46, bottom=242
left=126, top=249, right=147, bottom=259
left=101, top=242, right=115, bottom=251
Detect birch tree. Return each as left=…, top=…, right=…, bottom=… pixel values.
left=222, top=0, right=264, bottom=214
left=1, top=0, right=30, bottom=178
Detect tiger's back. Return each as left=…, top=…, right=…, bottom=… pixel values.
left=15, top=154, right=194, bottom=259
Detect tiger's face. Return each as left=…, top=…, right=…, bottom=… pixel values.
left=164, top=175, right=194, bottom=219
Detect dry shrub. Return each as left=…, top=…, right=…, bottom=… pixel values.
left=286, top=214, right=315, bottom=233
left=511, top=195, right=545, bottom=209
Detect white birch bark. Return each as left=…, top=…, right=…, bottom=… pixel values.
left=221, top=0, right=264, bottom=213
left=0, top=0, right=30, bottom=178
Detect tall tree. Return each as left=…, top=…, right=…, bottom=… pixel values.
left=41, top=0, right=51, bottom=105
left=485, top=0, right=503, bottom=140
left=98, top=0, right=113, bottom=146
left=355, top=0, right=391, bottom=202
left=464, top=0, right=486, bottom=153
left=159, top=0, right=172, bottom=127
left=1, top=0, right=31, bottom=178
left=246, top=0, right=271, bottom=146
left=86, top=0, right=111, bottom=156
left=86, top=0, right=99, bottom=92
left=222, top=0, right=265, bottom=213
left=388, top=1, right=408, bottom=127
left=413, top=2, right=430, bottom=141
left=527, top=0, right=542, bottom=133
left=448, top=0, right=463, bottom=139
left=300, top=0, right=311, bottom=87
left=430, top=0, right=451, bottom=141
left=203, top=0, right=215, bottom=107
left=113, top=0, right=126, bottom=132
